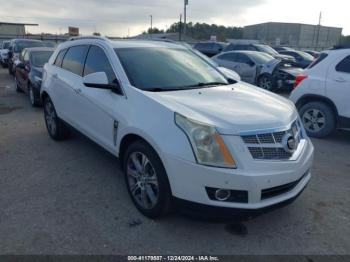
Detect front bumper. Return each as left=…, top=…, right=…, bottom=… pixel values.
left=164, top=137, right=314, bottom=211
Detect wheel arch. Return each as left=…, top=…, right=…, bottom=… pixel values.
left=40, top=90, right=49, bottom=104
left=118, top=132, right=163, bottom=171
left=295, top=94, right=339, bottom=121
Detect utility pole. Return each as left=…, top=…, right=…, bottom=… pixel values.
left=179, top=14, right=182, bottom=41
left=315, top=12, right=322, bottom=50
left=150, top=15, right=153, bottom=38
left=184, top=0, right=189, bottom=37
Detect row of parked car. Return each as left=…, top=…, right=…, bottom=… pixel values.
left=0, top=36, right=348, bottom=220
left=193, top=42, right=319, bottom=91
left=0, top=39, right=55, bottom=106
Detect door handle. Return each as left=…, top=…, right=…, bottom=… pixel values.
left=52, top=73, right=58, bottom=79
left=334, top=77, right=346, bottom=83
left=75, top=88, right=82, bottom=94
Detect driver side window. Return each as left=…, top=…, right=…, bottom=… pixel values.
left=83, top=45, right=117, bottom=84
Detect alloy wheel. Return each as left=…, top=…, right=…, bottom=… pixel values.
left=259, top=77, right=272, bottom=90
left=127, top=152, right=159, bottom=210
left=302, top=109, right=326, bottom=133
left=44, top=101, right=57, bottom=135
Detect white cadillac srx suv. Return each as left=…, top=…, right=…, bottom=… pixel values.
left=41, top=37, right=314, bottom=219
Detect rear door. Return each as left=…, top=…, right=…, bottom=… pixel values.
left=214, top=52, right=239, bottom=71
left=326, top=54, right=350, bottom=120
left=234, top=53, right=257, bottom=84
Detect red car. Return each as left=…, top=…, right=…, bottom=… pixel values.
left=14, top=47, right=54, bottom=106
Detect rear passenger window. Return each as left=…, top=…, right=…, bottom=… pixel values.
left=62, top=46, right=89, bottom=76
left=54, top=49, right=67, bottom=67
left=308, top=53, right=328, bottom=69
left=218, top=53, right=237, bottom=61
left=84, top=46, right=117, bottom=84
left=336, top=56, right=350, bottom=73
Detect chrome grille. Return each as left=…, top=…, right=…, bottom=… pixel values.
left=241, top=120, right=303, bottom=160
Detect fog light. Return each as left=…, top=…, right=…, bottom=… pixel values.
left=215, top=189, right=231, bottom=201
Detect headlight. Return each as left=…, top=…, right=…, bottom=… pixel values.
left=175, top=113, right=236, bottom=169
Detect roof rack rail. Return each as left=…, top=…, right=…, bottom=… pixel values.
left=68, top=36, right=108, bottom=41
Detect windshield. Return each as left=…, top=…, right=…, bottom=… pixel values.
left=249, top=52, right=275, bottom=64
left=255, top=44, right=279, bottom=56
left=14, top=41, right=45, bottom=53
left=115, top=47, right=228, bottom=91
left=3, top=42, right=10, bottom=49
left=31, top=51, right=53, bottom=67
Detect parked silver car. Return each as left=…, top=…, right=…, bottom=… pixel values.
left=212, top=51, right=304, bottom=90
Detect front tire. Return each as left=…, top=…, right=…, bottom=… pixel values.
left=299, top=102, right=336, bottom=138
left=123, top=140, right=172, bottom=219
left=43, top=96, right=70, bottom=141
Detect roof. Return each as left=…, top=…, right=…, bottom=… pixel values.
left=62, top=37, right=186, bottom=49
left=0, top=22, right=38, bottom=26
left=23, top=47, right=55, bottom=52
left=11, top=38, right=43, bottom=43
left=244, top=22, right=343, bottom=30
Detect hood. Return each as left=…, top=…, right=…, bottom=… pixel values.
left=144, top=84, right=297, bottom=135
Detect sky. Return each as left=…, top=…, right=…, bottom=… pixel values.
left=0, top=0, right=349, bottom=36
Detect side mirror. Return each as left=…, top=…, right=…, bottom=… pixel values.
left=83, top=72, right=122, bottom=94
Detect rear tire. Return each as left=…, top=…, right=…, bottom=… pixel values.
left=28, top=84, right=40, bottom=107
left=43, top=96, right=70, bottom=141
left=123, top=140, right=173, bottom=219
left=15, top=76, right=22, bottom=93
left=258, top=75, right=274, bottom=91
left=299, top=101, right=336, bottom=138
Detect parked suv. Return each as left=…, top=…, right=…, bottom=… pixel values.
left=8, top=39, right=45, bottom=75
left=290, top=48, right=350, bottom=138
left=41, top=37, right=314, bottom=219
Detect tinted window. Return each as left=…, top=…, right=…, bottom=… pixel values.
left=14, top=41, right=45, bottom=53
left=116, top=47, right=228, bottom=91
left=54, top=49, right=67, bottom=67
left=248, top=52, right=275, bottom=64
left=218, top=53, right=237, bottom=61
left=235, top=53, right=252, bottom=64
left=308, top=53, right=328, bottom=69
left=336, top=56, right=350, bottom=73
left=255, top=44, right=279, bottom=56
left=62, top=46, right=89, bottom=75
left=31, top=51, right=53, bottom=67
left=84, top=46, right=117, bottom=84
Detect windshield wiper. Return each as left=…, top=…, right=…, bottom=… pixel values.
left=184, top=82, right=229, bottom=88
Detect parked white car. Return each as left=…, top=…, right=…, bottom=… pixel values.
left=290, top=48, right=350, bottom=138
left=41, top=37, right=314, bottom=219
